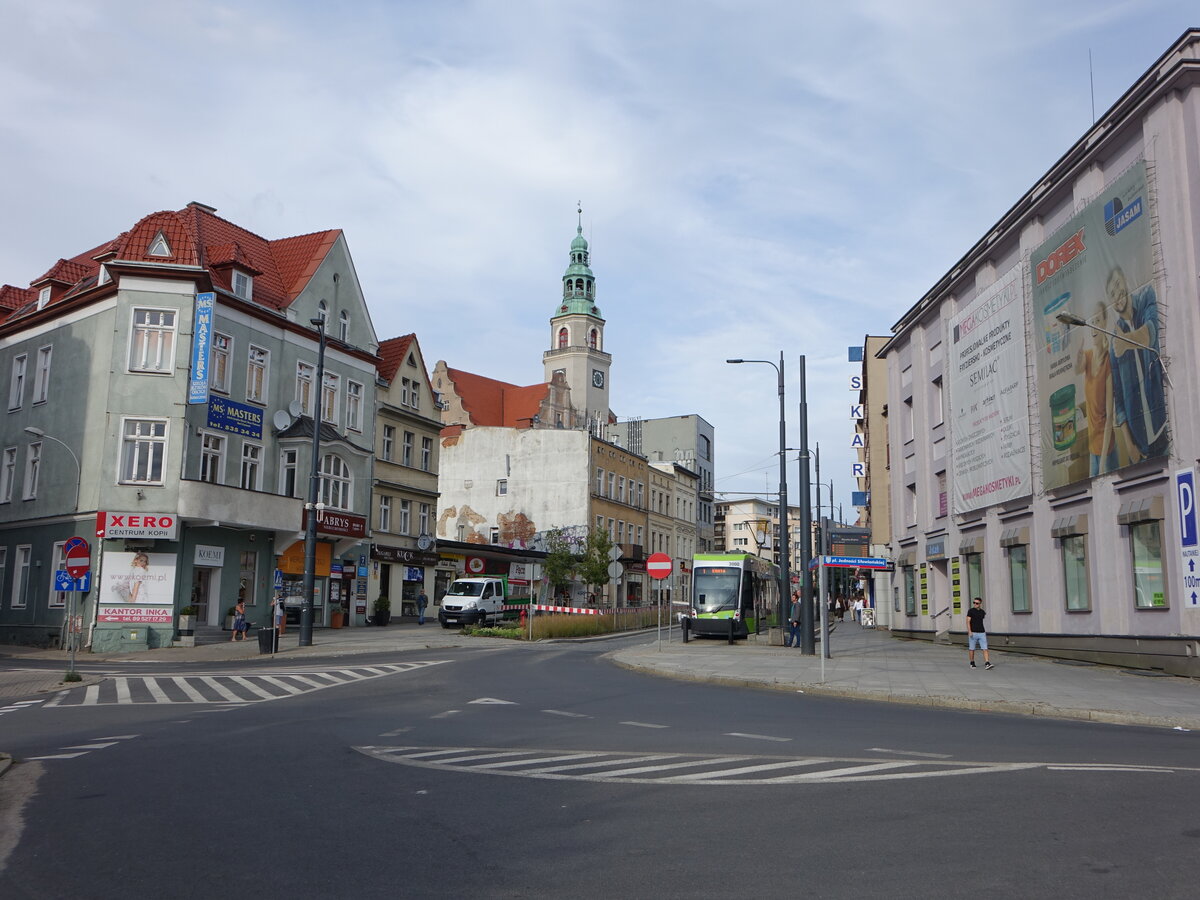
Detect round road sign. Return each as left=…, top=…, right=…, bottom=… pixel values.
left=646, top=552, right=673, bottom=580
left=64, top=537, right=91, bottom=580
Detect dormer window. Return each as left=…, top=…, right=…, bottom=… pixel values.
left=147, top=231, right=172, bottom=257
left=36, top=287, right=51, bottom=310
left=98, top=265, right=111, bottom=285
left=232, top=270, right=252, bottom=299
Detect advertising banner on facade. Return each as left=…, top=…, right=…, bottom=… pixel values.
left=188, top=292, right=214, bottom=405
left=98, top=551, right=176, bottom=623
left=947, top=266, right=1031, bottom=512
left=1032, top=161, right=1167, bottom=490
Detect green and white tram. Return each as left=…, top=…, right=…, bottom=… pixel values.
left=687, top=553, right=780, bottom=640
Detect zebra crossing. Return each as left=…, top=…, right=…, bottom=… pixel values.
left=41, top=660, right=450, bottom=708
left=355, top=744, right=1051, bottom=784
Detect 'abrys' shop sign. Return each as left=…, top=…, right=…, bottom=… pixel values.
left=96, top=512, right=179, bottom=540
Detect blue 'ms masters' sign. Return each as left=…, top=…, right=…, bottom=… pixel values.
left=207, top=396, right=264, bottom=439
left=188, top=292, right=215, bottom=404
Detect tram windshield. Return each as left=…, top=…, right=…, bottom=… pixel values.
left=693, top=567, right=741, bottom=613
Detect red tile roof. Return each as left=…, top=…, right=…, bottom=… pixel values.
left=377, top=334, right=415, bottom=381
left=444, top=366, right=549, bottom=427
left=1, top=203, right=341, bottom=325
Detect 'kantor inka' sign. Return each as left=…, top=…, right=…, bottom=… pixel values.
left=207, top=396, right=264, bottom=439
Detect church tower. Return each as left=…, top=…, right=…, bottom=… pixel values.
left=543, top=206, right=611, bottom=429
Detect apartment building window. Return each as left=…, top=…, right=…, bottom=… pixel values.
left=418, top=503, right=430, bottom=536
left=617, top=477, right=625, bottom=504
left=9, top=354, right=26, bottom=410
left=50, top=541, right=69, bottom=609
left=130, top=308, right=176, bottom=373
left=240, top=442, right=261, bottom=490
left=211, top=333, right=231, bottom=393
left=11, top=545, right=30, bottom=609
left=410, top=381, right=420, bottom=409
left=382, top=425, right=396, bottom=461
left=930, top=378, right=944, bottom=427
left=0, top=549, right=6, bottom=606
left=1008, top=545, right=1031, bottom=613
left=346, top=381, right=363, bottom=432
left=490, top=527, right=500, bottom=544
left=338, top=309, right=349, bottom=343
left=596, top=515, right=604, bottom=532
left=617, top=521, right=625, bottom=544
left=421, top=437, right=432, bottom=472
left=120, top=418, right=167, bottom=484
left=637, top=482, right=644, bottom=508
left=402, top=431, right=413, bottom=467
left=232, top=270, right=253, bottom=299
left=319, top=454, right=351, bottom=510
left=607, top=518, right=615, bottom=539
left=1062, top=535, right=1090, bottom=611
left=379, top=495, right=392, bottom=532
left=607, top=473, right=615, bottom=498
left=636, top=526, right=643, bottom=545
left=0, top=447, right=15, bottom=502
left=497, top=479, right=507, bottom=496
left=1130, top=520, right=1166, bottom=609
left=22, top=442, right=40, bottom=499
left=296, top=363, right=315, bottom=416
left=398, top=499, right=411, bottom=534
left=33, top=346, right=52, bottom=404
left=902, top=396, right=914, bottom=443
left=596, top=467, right=604, bottom=496
left=247, top=346, right=269, bottom=403
left=279, top=448, right=298, bottom=497
left=200, top=434, right=225, bottom=484
left=321, top=373, right=339, bottom=425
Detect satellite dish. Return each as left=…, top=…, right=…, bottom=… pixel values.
left=288, top=400, right=303, bottom=418
left=272, top=409, right=292, bottom=431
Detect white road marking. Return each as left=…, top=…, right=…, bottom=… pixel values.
left=725, top=732, right=791, bottom=742
left=543, top=710, right=588, bottom=718
left=620, top=721, right=668, bottom=729
left=600, top=756, right=751, bottom=778
left=469, top=698, right=517, bottom=705
left=666, top=759, right=826, bottom=781
left=867, top=747, right=953, bottom=759
left=432, top=710, right=461, bottom=718
left=143, top=678, right=171, bottom=703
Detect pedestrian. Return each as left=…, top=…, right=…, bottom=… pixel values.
left=853, top=595, right=864, bottom=625
left=417, top=590, right=428, bottom=626
left=785, top=591, right=803, bottom=649
left=231, top=598, right=248, bottom=642
left=272, top=595, right=287, bottom=636
left=967, top=596, right=994, bottom=669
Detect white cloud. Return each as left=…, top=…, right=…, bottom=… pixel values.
left=0, top=0, right=1194, bottom=517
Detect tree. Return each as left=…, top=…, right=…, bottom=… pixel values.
left=542, top=527, right=580, bottom=601
left=578, top=527, right=616, bottom=605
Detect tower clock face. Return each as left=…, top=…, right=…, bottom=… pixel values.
left=592, top=369, right=605, bottom=388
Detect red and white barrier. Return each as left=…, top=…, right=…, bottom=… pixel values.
left=501, top=603, right=659, bottom=616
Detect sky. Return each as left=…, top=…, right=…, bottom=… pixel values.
left=1, top=0, right=1195, bottom=520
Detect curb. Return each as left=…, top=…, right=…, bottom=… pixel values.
left=609, top=655, right=1200, bottom=731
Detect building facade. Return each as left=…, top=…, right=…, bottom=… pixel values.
left=0, top=203, right=378, bottom=649
left=369, top=334, right=444, bottom=618
left=880, top=30, right=1200, bottom=674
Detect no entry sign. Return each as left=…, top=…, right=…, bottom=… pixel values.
left=64, top=537, right=91, bottom=580
left=646, top=552, right=673, bottom=580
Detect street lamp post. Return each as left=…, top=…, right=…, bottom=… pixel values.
left=24, top=426, right=82, bottom=680
left=795, top=355, right=814, bottom=655
left=727, top=354, right=790, bottom=638
left=1055, top=312, right=1173, bottom=388
left=299, top=314, right=329, bottom=648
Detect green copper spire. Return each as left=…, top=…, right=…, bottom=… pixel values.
left=554, top=202, right=602, bottom=320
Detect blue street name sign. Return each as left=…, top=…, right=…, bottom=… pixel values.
left=824, top=555, right=891, bottom=570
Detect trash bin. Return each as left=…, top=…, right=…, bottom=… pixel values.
left=258, top=627, right=276, bottom=654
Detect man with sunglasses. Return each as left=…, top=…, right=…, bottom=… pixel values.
left=966, top=596, right=994, bottom=669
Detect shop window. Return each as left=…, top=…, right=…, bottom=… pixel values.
left=1130, top=521, right=1166, bottom=609
left=1008, top=545, right=1031, bottom=613
left=1062, top=534, right=1090, bottom=611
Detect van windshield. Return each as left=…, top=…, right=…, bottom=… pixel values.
left=446, top=581, right=484, bottom=597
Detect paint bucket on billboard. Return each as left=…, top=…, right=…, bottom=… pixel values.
left=1043, top=292, right=1073, bottom=354
left=1050, top=384, right=1077, bottom=450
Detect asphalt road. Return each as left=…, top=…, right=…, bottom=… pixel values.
left=2, top=638, right=1198, bottom=899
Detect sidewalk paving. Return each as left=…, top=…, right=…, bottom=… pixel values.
left=2, top=621, right=1199, bottom=730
